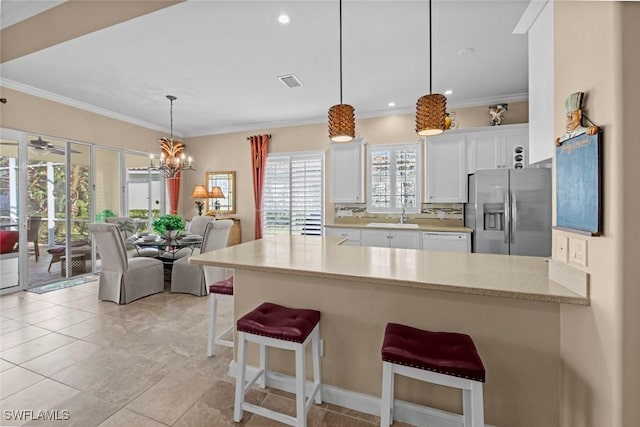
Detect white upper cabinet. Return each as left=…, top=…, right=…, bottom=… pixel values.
left=467, top=124, right=529, bottom=173
left=329, top=138, right=365, bottom=203
left=424, top=134, right=467, bottom=203
left=514, top=0, right=554, bottom=164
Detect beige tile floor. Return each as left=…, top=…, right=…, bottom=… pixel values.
left=0, top=280, right=411, bottom=426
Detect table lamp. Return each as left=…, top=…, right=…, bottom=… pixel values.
left=191, top=184, right=209, bottom=216
left=209, top=186, right=225, bottom=212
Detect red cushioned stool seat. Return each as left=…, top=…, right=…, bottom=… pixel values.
left=209, top=276, right=234, bottom=295
left=234, top=302, right=322, bottom=426
left=381, top=322, right=485, bottom=382
left=237, top=302, right=320, bottom=343
left=380, top=323, right=485, bottom=427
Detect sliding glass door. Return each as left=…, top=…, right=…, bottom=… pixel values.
left=0, top=129, right=22, bottom=292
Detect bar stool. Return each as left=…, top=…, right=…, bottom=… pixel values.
left=207, top=276, right=234, bottom=356
left=234, top=302, right=322, bottom=427
left=380, top=323, right=486, bottom=427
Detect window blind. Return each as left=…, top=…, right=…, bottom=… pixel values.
left=263, top=152, right=323, bottom=236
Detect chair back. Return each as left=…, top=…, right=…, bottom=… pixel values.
left=188, top=216, right=213, bottom=237
left=26, top=217, right=42, bottom=241
left=201, top=220, right=233, bottom=253
left=89, top=223, right=128, bottom=273
left=105, top=217, right=138, bottom=238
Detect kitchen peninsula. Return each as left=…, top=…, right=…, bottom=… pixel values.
left=189, top=236, right=588, bottom=427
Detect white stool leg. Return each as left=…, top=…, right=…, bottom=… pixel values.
left=311, top=327, right=322, bottom=404
left=233, top=332, right=247, bottom=422
left=207, top=294, right=218, bottom=357
left=462, top=381, right=484, bottom=427
left=259, top=343, right=268, bottom=389
left=295, top=342, right=307, bottom=427
left=380, top=361, right=394, bottom=426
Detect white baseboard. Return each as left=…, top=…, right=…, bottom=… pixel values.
left=228, top=361, right=495, bottom=427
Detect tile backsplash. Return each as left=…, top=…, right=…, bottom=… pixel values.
left=334, top=203, right=463, bottom=222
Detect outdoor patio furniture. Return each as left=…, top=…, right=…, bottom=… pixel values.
left=27, top=216, right=42, bottom=261
left=46, top=240, right=92, bottom=272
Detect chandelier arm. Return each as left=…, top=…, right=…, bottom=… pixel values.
left=429, top=0, right=432, bottom=95
left=339, top=0, right=343, bottom=104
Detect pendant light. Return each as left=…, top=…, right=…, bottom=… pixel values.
left=328, top=0, right=355, bottom=142
left=416, top=0, right=446, bottom=136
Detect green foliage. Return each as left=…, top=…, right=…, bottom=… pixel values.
left=129, top=209, right=160, bottom=220
left=96, top=209, right=117, bottom=223
left=152, top=215, right=184, bottom=235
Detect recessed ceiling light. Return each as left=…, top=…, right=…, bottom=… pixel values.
left=278, top=14, right=290, bottom=24
left=444, top=89, right=453, bottom=95
left=458, top=48, right=475, bottom=56
left=388, top=102, right=396, bottom=107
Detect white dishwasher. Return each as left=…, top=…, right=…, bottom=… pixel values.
left=421, top=232, right=470, bottom=253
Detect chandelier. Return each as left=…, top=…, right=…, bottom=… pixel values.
left=148, top=95, right=195, bottom=178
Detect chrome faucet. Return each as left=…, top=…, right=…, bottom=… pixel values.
left=400, top=206, right=407, bottom=224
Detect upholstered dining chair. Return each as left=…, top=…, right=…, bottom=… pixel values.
left=170, top=219, right=233, bottom=296
left=89, top=223, right=164, bottom=304
left=186, top=215, right=214, bottom=237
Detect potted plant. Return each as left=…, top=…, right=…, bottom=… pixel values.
left=152, top=215, right=185, bottom=239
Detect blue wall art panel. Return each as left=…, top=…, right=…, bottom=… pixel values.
left=556, top=132, right=601, bottom=235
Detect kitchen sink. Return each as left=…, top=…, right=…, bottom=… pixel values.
left=366, top=222, right=419, bottom=228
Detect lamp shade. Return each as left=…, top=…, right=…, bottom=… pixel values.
left=191, top=184, right=209, bottom=199
left=328, top=103, right=355, bottom=142
left=209, top=186, right=225, bottom=199
left=416, top=93, right=447, bottom=136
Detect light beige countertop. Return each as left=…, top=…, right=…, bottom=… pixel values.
left=190, top=235, right=588, bottom=305
left=324, top=222, right=473, bottom=233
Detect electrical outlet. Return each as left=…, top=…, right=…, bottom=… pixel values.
left=569, top=237, right=587, bottom=267
left=437, top=210, right=446, bottom=220
left=336, top=209, right=353, bottom=217
left=557, top=235, right=568, bottom=263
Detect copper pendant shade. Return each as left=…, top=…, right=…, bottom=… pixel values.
left=328, top=0, right=355, bottom=142
left=329, top=103, right=355, bottom=142
left=416, top=94, right=446, bottom=136
left=415, top=0, right=446, bottom=137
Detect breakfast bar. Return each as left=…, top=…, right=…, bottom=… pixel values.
left=189, top=235, right=588, bottom=427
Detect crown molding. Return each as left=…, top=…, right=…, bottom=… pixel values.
left=187, top=93, right=529, bottom=138
left=0, top=78, right=176, bottom=136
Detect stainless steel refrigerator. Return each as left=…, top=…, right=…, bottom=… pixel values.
left=465, top=169, right=551, bottom=256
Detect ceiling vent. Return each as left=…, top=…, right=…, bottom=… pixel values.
left=278, top=74, right=303, bottom=88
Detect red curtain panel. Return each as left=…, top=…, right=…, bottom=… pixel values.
left=167, top=174, right=181, bottom=215
left=249, top=135, right=270, bottom=239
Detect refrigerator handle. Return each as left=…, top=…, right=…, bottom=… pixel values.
left=511, top=190, right=517, bottom=244
left=503, top=192, right=510, bottom=244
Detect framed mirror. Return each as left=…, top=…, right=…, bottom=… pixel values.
left=206, top=171, right=236, bottom=215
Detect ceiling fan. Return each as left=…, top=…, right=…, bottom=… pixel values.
left=28, top=137, right=69, bottom=155
left=0, top=137, right=80, bottom=155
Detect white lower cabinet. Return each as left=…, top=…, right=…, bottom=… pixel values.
left=324, top=227, right=361, bottom=246
left=361, top=229, right=421, bottom=250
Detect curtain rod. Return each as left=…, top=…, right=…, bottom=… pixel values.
left=246, top=134, right=272, bottom=141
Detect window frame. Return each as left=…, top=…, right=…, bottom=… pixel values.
left=367, top=142, right=421, bottom=214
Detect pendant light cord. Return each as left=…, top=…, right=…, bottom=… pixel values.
left=339, top=0, right=343, bottom=104
left=170, top=98, right=173, bottom=141
left=429, top=0, right=432, bottom=95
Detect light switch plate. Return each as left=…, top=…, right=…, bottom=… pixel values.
left=569, top=237, right=587, bottom=267
left=557, top=235, right=568, bottom=263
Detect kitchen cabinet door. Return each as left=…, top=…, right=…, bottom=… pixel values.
left=388, top=230, right=421, bottom=249
left=324, top=227, right=361, bottom=246
left=425, top=134, right=467, bottom=203
left=329, top=139, right=365, bottom=203
left=361, top=229, right=391, bottom=248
